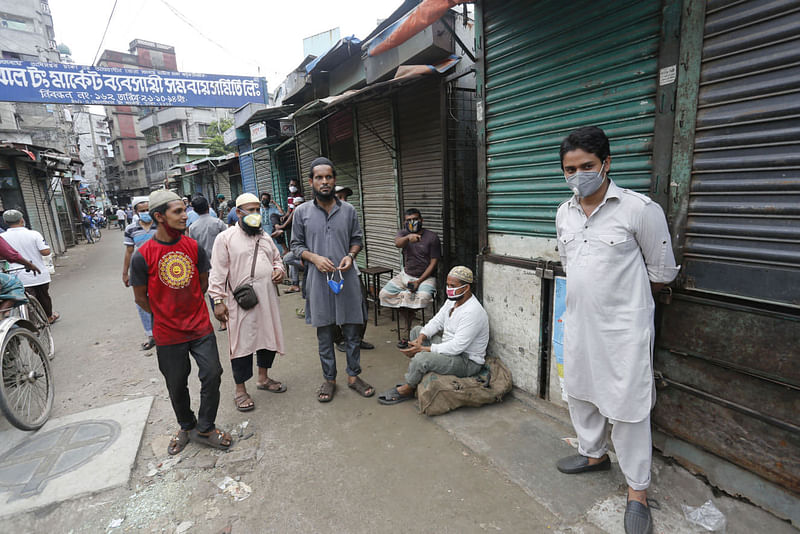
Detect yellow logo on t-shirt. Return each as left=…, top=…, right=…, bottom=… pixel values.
left=158, top=251, right=194, bottom=289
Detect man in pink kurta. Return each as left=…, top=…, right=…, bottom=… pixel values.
left=208, top=193, right=287, bottom=411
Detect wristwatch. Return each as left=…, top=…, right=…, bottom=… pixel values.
left=347, top=252, right=357, bottom=260
left=213, top=298, right=224, bottom=306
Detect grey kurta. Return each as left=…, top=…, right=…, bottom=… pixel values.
left=290, top=198, right=365, bottom=327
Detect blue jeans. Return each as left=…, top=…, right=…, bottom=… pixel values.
left=136, top=303, right=153, bottom=337
left=317, top=323, right=362, bottom=381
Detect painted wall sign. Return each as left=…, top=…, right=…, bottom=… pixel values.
left=249, top=121, right=267, bottom=143
left=0, top=60, right=267, bottom=108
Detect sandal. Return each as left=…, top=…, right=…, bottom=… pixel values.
left=257, top=378, right=287, bottom=393
left=141, top=337, right=156, bottom=351
left=378, top=387, right=415, bottom=405
left=348, top=376, right=375, bottom=398
left=189, top=428, right=232, bottom=450
left=234, top=393, right=254, bottom=412
left=167, top=429, right=190, bottom=455
left=396, top=338, right=409, bottom=349
left=48, top=312, right=60, bottom=324
left=285, top=286, right=301, bottom=293
left=317, top=380, right=335, bottom=403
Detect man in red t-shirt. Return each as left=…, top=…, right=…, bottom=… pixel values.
left=131, top=189, right=231, bottom=454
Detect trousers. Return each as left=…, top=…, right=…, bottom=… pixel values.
left=136, top=303, right=153, bottom=337
left=317, top=323, right=362, bottom=380
left=26, top=283, right=53, bottom=318
left=156, top=333, right=223, bottom=433
left=404, top=325, right=482, bottom=386
left=230, top=349, right=276, bottom=384
left=567, top=395, right=652, bottom=490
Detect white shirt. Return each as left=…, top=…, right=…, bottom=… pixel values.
left=116, top=209, right=126, bottom=220
left=420, top=294, right=490, bottom=364
left=1, top=227, right=51, bottom=286
left=556, top=180, right=679, bottom=422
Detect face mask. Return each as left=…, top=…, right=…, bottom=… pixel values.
left=289, top=186, right=298, bottom=193
left=138, top=212, right=152, bottom=223
left=565, top=161, right=606, bottom=198
left=406, top=219, right=421, bottom=233
left=242, top=212, right=261, bottom=228
left=446, top=283, right=468, bottom=301
left=327, top=270, right=344, bottom=294
left=261, top=199, right=270, bottom=207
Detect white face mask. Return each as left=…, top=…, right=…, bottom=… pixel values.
left=565, top=161, right=606, bottom=197
left=289, top=186, right=298, bottom=193
left=446, top=283, right=468, bottom=301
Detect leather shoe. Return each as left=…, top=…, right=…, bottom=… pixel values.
left=556, top=454, right=611, bottom=474
left=360, top=340, right=375, bottom=350
left=624, top=499, right=653, bottom=534
left=335, top=343, right=345, bottom=353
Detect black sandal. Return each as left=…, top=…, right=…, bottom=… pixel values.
left=141, top=337, right=156, bottom=350
left=317, top=381, right=335, bottom=402
left=167, top=429, right=190, bottom=455
left=189, top=428, right=232, bottom=450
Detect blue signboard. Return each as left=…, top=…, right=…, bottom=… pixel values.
left=0, top=60, right=267, bottom=108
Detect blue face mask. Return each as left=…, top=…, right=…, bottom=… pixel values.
left=139, top=212, right=152, bottom=223
left=327, top=270, right=344, bottom=294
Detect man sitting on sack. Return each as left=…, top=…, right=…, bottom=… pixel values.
left=378, top=266, right=489, bottom=405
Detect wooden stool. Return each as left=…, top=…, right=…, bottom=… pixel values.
left=360, top=266, right=393, bottom=326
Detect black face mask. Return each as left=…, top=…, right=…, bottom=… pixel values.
left=239, top=218, right=261, bottom=236
left=261, top=199, right=270, bottom=207
left=406, top=219, right=421, bottom=233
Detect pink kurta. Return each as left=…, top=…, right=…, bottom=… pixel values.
left=208, top=226, right=285, bottom=359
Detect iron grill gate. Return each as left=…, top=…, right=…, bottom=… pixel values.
left=356, top=99, right=402, bottom=273
left=295, top=116, right=321, bottom=200
left=397, top=78, right=445, bottom=243
left=683, top=0, right=800, bottom=307
left=239, top=142, right=256, bottom=195
left=483, top=0, right=662, bottom=237
left=253, top=146, right=273, bottom=197
left=275, top=144, right=299, bottom=208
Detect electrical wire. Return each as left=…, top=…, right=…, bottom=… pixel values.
left=92, top=0, right=120, bottom=66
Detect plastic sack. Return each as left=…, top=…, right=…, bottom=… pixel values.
left=43, top=254, right=55, bottom=275
left=681, top=500, right=727, bottom=532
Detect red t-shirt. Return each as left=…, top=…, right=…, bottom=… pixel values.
left=130, top=235, right=212, bottom=346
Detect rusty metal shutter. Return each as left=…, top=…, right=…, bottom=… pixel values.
left=16, top=163, right=42, bottom=233
left=356, top=99, right=402, bottom=273
left=682, top=0, right=800, bottom=307
left=253, top=146, right=273, bottom=197
left=483, top=0, right=662, bottom=236
left=397, top=78, right=445, bottom=242
left=295, top=115, right=321, bottom=200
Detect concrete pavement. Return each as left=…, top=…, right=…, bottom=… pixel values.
left=1, top=234, right=795, bottom=533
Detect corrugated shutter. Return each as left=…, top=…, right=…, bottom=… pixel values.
left=683, top=0, right=800, bottom=307
left=239, top=142, right=257, bottom=194
left=397, top=78, right=445, bottom=241
left=16, top=163, right=41, bottom=233
left=253, top=146, right=273, bottom=197
left=484, top=0, right=662, bottom=236
left=356, top=99, right=402, bottom=272
left=295, top=115, right=321, bottom=199
left=30, top=173, right=61, bottom=254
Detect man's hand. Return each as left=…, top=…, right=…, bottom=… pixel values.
left=312, top=254, right=336, bottom=273
left=23, top=261, right=41, bottom=275
left=272, top=269, right=284, bottom=283
left=214, top=302, right=229, bottom=322
left=400, top=336, right=429, bottom=358
left=407, top=279, right=418, bottom=293
left=407, top=233, right=422, bottom=243
left=338, top=254, right=353, bottom=272
left=122, top=272, right=130, bottom=287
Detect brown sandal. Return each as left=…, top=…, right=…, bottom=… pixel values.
left=317, top=381, right=335, bottom=402
left=257, top=378, right=287, bottom=393
left=234, top=393, right=254, bottom=412
left=189, top=428, right=232, bottom=450
left=167, top=429, right=190, bottom=455
left=348, top=376, right=375, bottom=398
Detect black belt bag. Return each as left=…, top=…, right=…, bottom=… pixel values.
left=231, top=239, right=260, bottom=310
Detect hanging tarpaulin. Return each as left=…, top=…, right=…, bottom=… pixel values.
left=0, top=60, right=267, bottom=108
left=368, top=0, right=471, bottom=56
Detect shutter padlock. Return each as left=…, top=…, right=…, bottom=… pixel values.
left=543, top=262, right=554, bottom=279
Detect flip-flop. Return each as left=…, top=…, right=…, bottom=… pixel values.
left=317, top=381, right=335, bottom=402
left=189, top=428, right=232, bottom=450
left=234, top=393, right=255, bottom=412
left=348, top=376, right=375, bottom=398
left=141, top=337, right=156, bottom=351
left=167, top=429, right=190, bottom=455
left=378, top=387, right=415, bottom=405
left=256, top=378, right=287, bottom=393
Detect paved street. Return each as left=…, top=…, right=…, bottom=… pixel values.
left=1, top=236, right=796, bottom=533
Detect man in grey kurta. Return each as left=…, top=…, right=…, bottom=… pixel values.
left=291, top=157, right=375, bottom=402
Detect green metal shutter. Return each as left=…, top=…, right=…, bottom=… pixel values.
left=397, top=78, right=445, bottom=241
left=484, top=0, right=662, bottom=237
left=682, top=0, right=800, bottom=307
left=356, top=99, right=402, bottom=273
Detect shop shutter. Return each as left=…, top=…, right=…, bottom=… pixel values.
left=682, top=0, right=800, bottom=307
left=295, top=115, right=321, bottom=200
left=275, top=144, right=299, bottom=208
left=16, top=163, right=42, bottom=234
left=356, top=99, right=402, bottom=273
left=397, top=78, right=445, bottom=242
left=30, top=174, right=60, bottom=254
left=239, top=142, right=256, bottom=194
left=483, top=0, right=662, bottom=237
left=253, top=147, right=273, bottom=197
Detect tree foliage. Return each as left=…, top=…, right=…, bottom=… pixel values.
left=204, top=118, right=234, bottom=156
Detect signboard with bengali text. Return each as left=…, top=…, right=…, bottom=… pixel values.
left=0, top=60, right=267, bottom=108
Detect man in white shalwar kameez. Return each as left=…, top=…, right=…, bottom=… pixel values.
left=208, top=193, right=287, bottom=412
left=555, top=127, right=679, bottom=534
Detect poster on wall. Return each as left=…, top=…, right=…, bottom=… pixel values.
left=0, top=60, right=267, bottom=108
left=552, top=276, right=567, bottom=402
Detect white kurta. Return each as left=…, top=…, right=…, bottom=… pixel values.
left=555, top=181, right=679, bottom=423
left=208, top=226, right=286, bottom=359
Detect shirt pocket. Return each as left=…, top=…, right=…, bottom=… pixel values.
left=559, top=233, right=578, bottom=264
left=592, top=233, right=636, bottom=262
